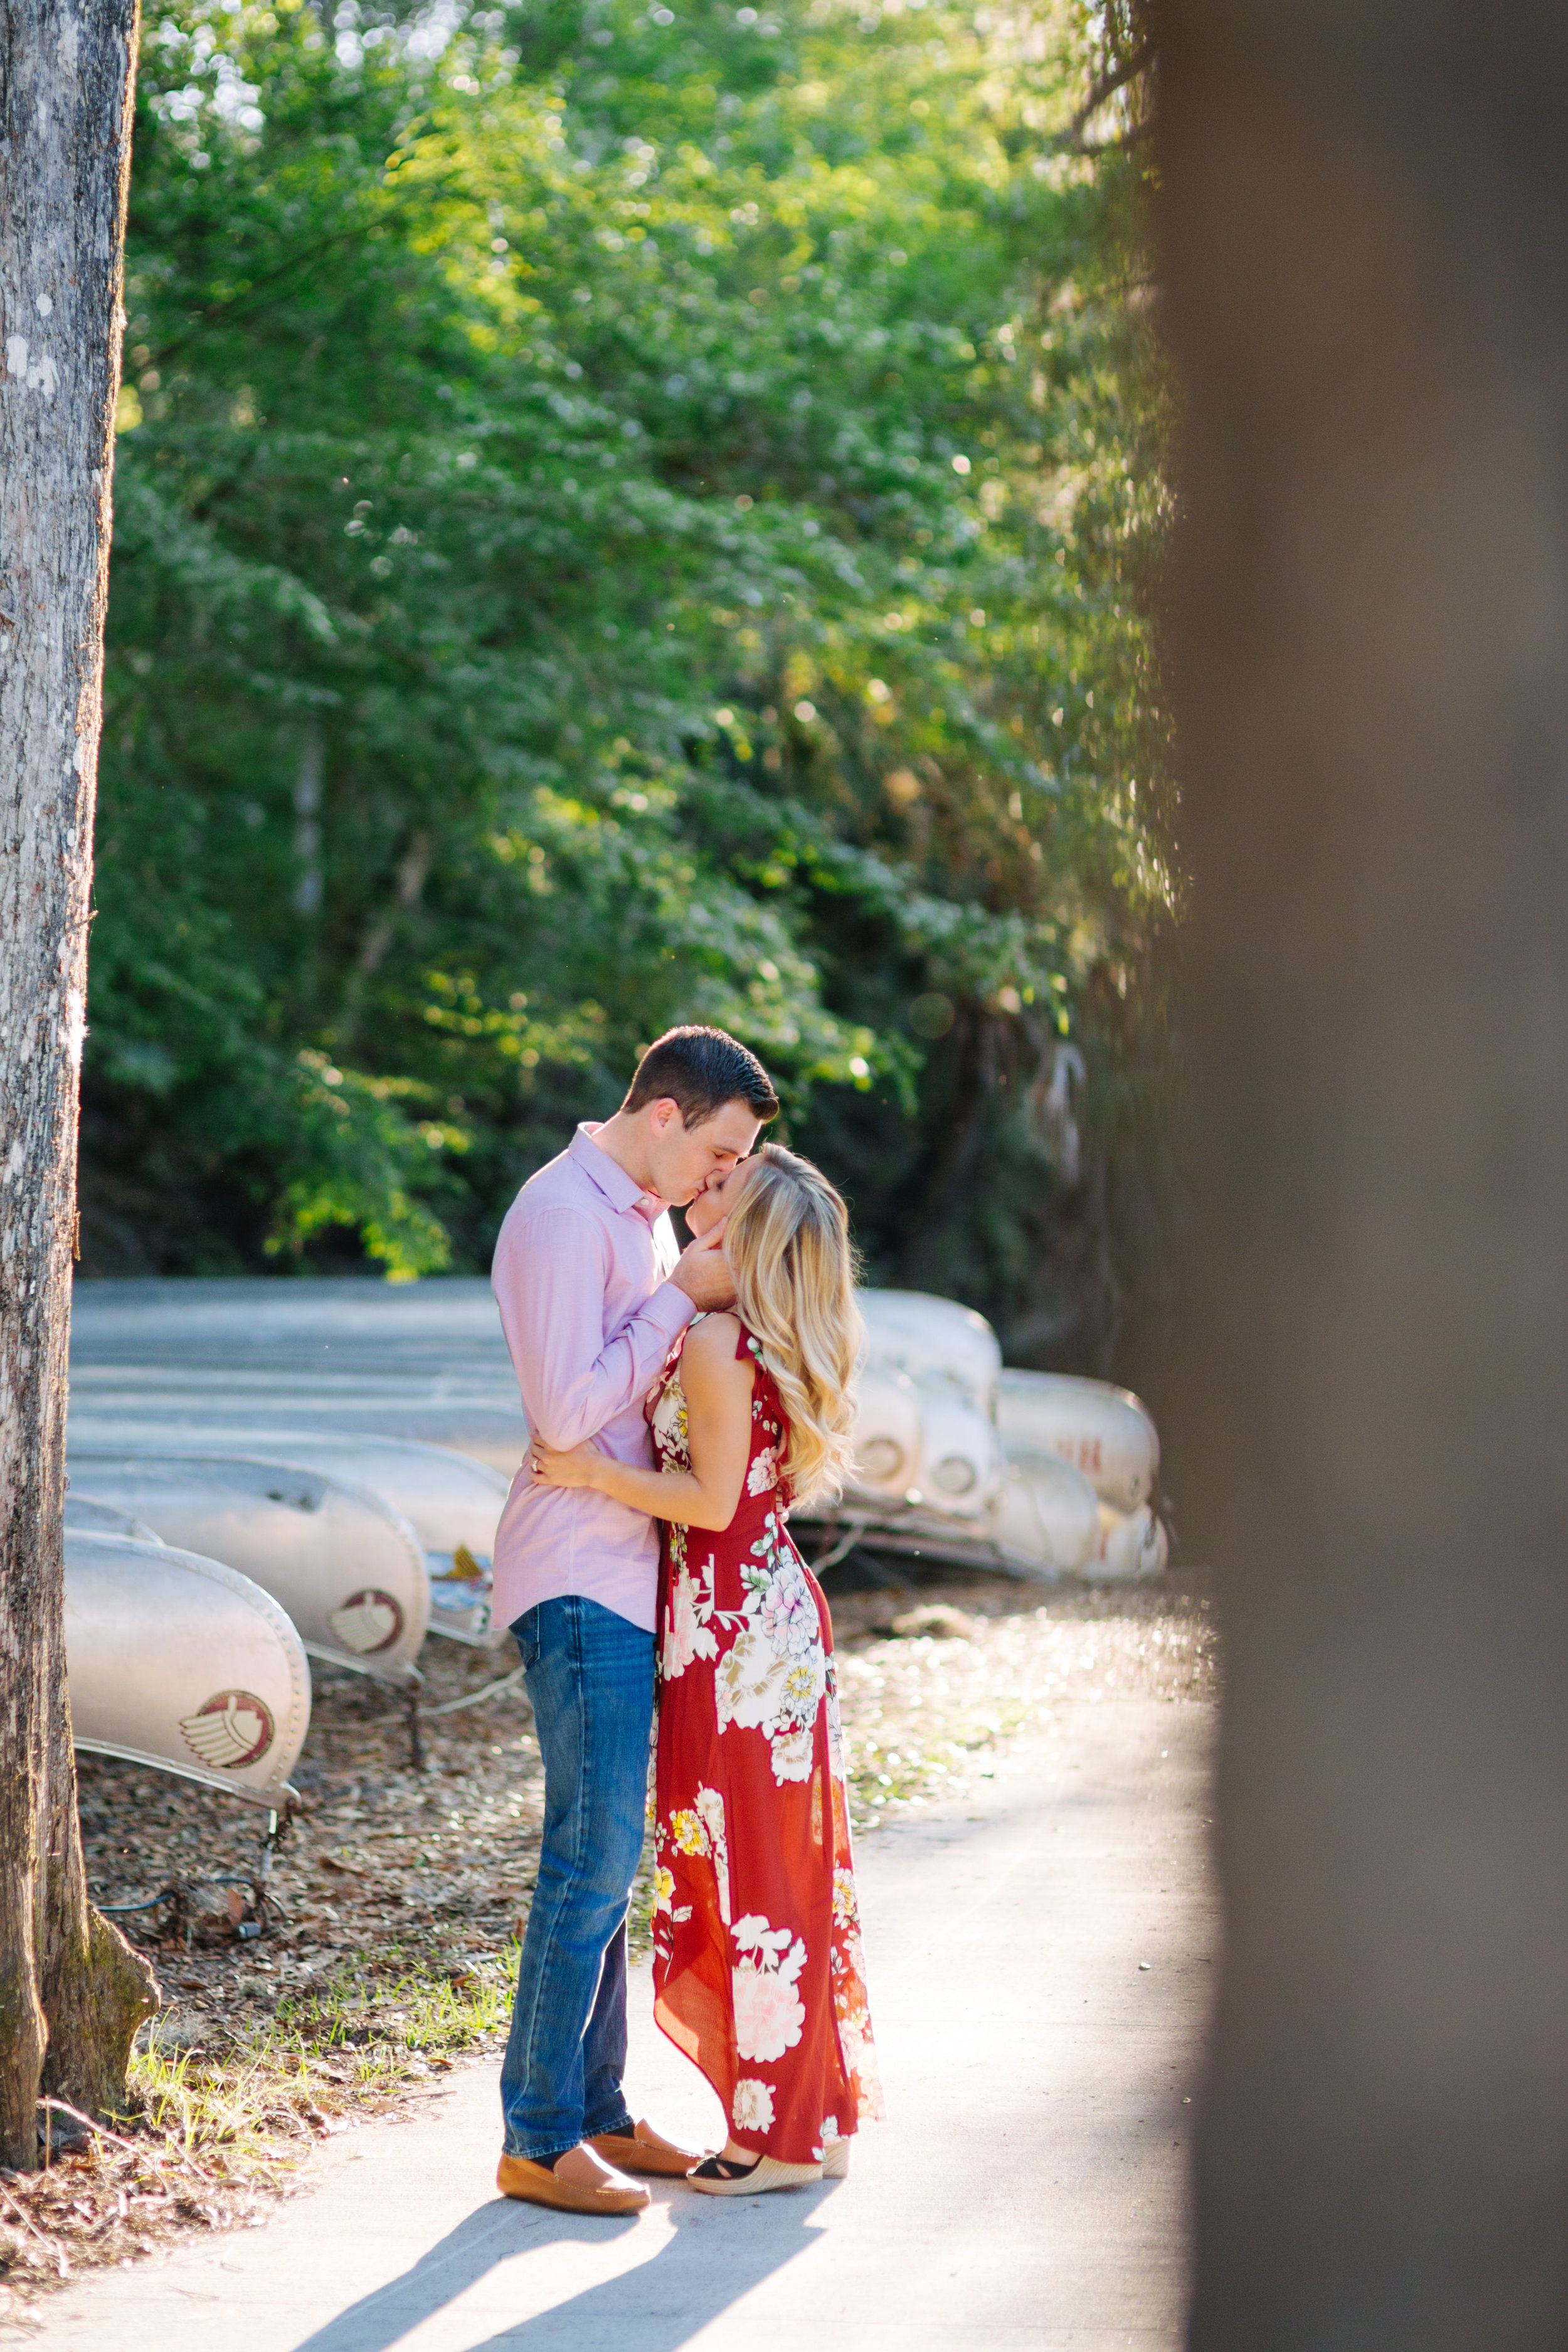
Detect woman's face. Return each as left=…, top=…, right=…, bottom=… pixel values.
left=686, top=1150, right=760, bottom=1239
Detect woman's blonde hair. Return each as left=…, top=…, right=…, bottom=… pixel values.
left=724, top=1142, right=862, bottom=1508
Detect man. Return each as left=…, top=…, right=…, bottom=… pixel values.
left=489, top=1024, right=779, bottom=2215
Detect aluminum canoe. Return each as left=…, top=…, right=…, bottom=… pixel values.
left=1088, top=1500, right=1169, bottom=1582
left=995, top=1369, right=1160, bottom=1513
left=66, top=1528, right=309, bottom=1808
left=70, top=1276, right=526, bottom=1474
left=66, top=1426, right=509, bottom=1649
left=65, top=1450, right=428, bottom=1682
left=859, top=1289, right=1004, bottom=1411
left=64, top=1491, right=162, bottom=1544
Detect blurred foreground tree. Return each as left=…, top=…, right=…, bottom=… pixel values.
left=1166, top=0, right=1568, bottom=2341
left=84, top=0, right=1173, bottom=1369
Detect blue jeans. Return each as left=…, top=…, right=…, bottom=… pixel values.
left=500, top=1596, right=655, bottom=2161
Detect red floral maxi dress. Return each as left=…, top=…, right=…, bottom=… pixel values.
left=649, top=1320, right=883, bottom=2166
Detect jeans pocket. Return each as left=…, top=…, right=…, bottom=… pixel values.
left=512, top=1607, right=541, bottom=1670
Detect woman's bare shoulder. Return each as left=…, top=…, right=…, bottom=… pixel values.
left=682, top=1315, right=756, bottom=1402
left=682, top=1310, right=746, bottom=1372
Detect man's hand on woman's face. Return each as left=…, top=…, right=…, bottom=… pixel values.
left=529, top=1437, right=605, bottom=1490
left=670, top=1219, right=736, bottom=1311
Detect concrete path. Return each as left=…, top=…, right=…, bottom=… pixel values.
left=47, top=1698, right=1216, bottom=2352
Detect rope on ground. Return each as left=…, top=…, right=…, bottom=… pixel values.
left=423, top=1663, right=529, bottom=1717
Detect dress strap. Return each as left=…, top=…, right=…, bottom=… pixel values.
left=734, top=1320, right=763, bottom=1366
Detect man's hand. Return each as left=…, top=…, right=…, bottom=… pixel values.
left=530, top=1436, right=607, bottom=1491
left=670, top=1221, right=736, bottom=1311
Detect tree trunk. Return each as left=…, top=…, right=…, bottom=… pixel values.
left=1162, top=1, right=1568, bottom=2342
left=0, top=0, right=156, bottom=2170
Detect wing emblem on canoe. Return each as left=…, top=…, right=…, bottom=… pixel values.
left=328, top=1588, right=405, bottom=1656
left=180, top=1691, right=275, bottom=1771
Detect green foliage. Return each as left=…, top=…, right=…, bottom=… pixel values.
left=85, top=0, right=1171, bottom=1356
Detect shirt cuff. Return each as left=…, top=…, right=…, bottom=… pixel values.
left=645, top=1281, right=697, bottom=1339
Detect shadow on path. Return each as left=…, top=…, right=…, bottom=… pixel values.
left=463, top=2186, right=836, bottom=2350
left=283, top=2182, right=834, bottom=2352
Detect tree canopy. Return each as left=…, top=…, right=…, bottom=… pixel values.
left=85, top=0, right=1169, bottom=1365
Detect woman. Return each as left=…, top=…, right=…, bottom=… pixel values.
left=531, top=1142, right=882, bottom=2195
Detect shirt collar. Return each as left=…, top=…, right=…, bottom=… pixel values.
left=571, top=1122, right=666, bottom=1226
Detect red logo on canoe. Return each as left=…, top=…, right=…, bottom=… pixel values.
left=328, top=1589, right=405, bottom=1656
left=179, top=1691, right=275, bottom=1771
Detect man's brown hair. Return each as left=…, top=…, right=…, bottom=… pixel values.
left=622, top=1025, right=779, bottom=1128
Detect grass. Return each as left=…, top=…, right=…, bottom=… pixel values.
left=0, top=1944, right=527, bottom=2305
left=125, top=1942, right=522, bottom=2165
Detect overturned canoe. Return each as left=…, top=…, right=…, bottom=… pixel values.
left=854, top=1291, right=1008, bottom=1521
left=1088, top=1501, right=1168, bottom=1583
left=69, top=1276, right=527, bottom=1475
left=995, top=1369, right=1160, bottom=1513
left=990, top=1456, right=1103, bottom=1576
left=902, top=1375, right=1002, bottom=1520
left=842, top=1360, right=1004, bottom=1524
left=66, top=1425, right=509, bottom=1650
left=68, top=1368, right=528, bottom=1480
left=70, top=1277, right=1170, bottom=1586
left=63, top=1491, right=161, bottom=1544
left=797, top=1454, right=1102, bottom=1582
left=817, top=1309, right=1009, bottom=1536
left=66, top=1528, right=310, bottom=1808
left=844, top=1360, right=925, bottom=1506
left=69, top=1274, right=513, bottom=1375
left=859, top=1290, right=1002, bottom=1412
left=66, top=1451, right=428, bottom=1683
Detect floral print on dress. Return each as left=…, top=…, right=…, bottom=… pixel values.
left=733, top=2078, right=776, bottom=2133
left=650, top=1317, right=883, bottom=2168
left=829, top=1864, right=879, bottom=2117
left=731, top=1914, right=808, bottom=2062
left=665, top=1782, right=731, bottom=1924
left=661, top=1554, right=719, bottom=1682
left=713, top=1515, right=829, bottom=1783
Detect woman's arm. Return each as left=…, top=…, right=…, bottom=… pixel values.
left=530, top=1314, right=755, bottom=1530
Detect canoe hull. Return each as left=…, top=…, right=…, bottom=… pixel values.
left=995, top=1369, right=1160, bottom=1513
left=844, top=1361, right=924, bottom=1506
left=67, top=1451, right=428, bottom=1682
left=991, top=1457, right=1103, bottom=1574
left=1088, top=1501, right=1169, bottom=1584
left=66, top=1530, right=310, bottom=1808
left=68, top=1427, right=509, bottom=1650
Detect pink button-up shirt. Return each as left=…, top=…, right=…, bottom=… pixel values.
left=489, top=1122, right=696, bottom=1634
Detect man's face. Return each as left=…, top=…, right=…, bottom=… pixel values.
left=686, top=1150, right=759, bottom=1238
left=645, top=1097, right=763, bottom=1209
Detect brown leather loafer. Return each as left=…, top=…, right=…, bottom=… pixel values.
left=496, top=2144, right=650, bottom=2215
left=587, top=2117, right=707, bottom=2179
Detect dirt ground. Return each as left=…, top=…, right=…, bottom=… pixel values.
left=0, top=1559, right=1215, bottom=2316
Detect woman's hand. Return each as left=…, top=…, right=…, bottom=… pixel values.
left=529, top=1436, right=607, bottom=1491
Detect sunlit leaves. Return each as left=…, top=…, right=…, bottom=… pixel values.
left=86, top=0, right=1169, bottom=1312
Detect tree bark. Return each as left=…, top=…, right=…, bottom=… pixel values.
left=1161, top=1, right=1568, bottom=2343
left=0, top=0, right=156, bottom=2170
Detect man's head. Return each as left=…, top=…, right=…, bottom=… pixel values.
left=619, top=1025, right=778, bottom=1207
